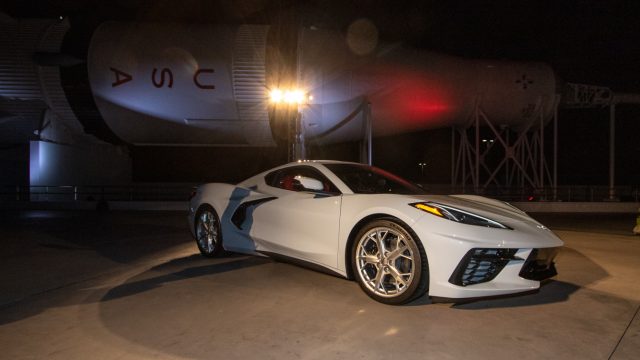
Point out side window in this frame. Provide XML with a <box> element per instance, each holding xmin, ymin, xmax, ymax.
<box><xmin>265</xmin><ymin>167</ymin><xmax>339</xmax><ymax>194</ymax></box>
<box><xmin>264</xmin><ymin>171</ymin><xmax>278</xmax><ymax>187</ymax></box>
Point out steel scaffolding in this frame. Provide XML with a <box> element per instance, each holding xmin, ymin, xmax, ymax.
<box><xmin>452</xmin><ymin>96</ymin><xmax>560</xmax><ymax>198</ymax></box>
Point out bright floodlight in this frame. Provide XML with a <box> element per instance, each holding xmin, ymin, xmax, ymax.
<box><xmin>270</xmin><ymin>89</ymin><xmax>283</xmax><ymax>103</ymax></box>
<box><xmin>269</xmin><ymin>88</ymin><xmax>308</xmax><ymax>104</ymax></box>
<box><xmin>285</xmin><ymin>90</ymin><xmax>304</xmax><ymax>104</ymax></box>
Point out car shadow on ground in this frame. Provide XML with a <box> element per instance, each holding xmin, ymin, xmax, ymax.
<box><xmin>101</xmin><ymin>254</ymin><xmax>270</xmax><ymax>302</ymax></box>
<box><xmin>0</xmin><ymin>253</ymin><xmax>268</xmax><ymax>325</ymax></box>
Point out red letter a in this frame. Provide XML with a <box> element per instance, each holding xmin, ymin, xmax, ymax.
<box><xmin>110</xmin><ymin>67</ymin><xmax>133</xmax><ymax>87</ymax></box>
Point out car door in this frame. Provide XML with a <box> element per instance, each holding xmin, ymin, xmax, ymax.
<box><xmin>249</xmin><ymin>166</ymin><xmax>342</xmax><ymax>269</ymax></box>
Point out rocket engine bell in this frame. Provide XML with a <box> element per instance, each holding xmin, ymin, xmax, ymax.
<box><xmin>87</xmin><ymin>22</ymin><xmax>559</xmax><ymax>146</ymax></box>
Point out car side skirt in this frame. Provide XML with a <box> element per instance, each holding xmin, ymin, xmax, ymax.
<box><xmin>257</xmin><ymin>251</ymin><xmax>347</xmax><ymax>279</ymax></box>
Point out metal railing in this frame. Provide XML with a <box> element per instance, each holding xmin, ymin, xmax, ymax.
<box><xmin>1</xmin><ymin>184</ymin><xmax>639</xmax><ymax>203</ymax></box>
<box><xmin>416</xmin><ymin>184</ymin><xmax>640</xmax><ymax>202</ymax></box>
<box><xmin>1</xmin><ymin>185</ymin><xmax>196</xmax><ymax>202</ymax></box>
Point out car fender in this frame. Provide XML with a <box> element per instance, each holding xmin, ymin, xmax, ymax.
<box><xmin>337</xmin><ymin>194</ymin><xmax>427</xmax><ymax>276</ymax></box>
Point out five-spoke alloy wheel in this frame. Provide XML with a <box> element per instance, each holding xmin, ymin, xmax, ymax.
<box><xmin>352</xmin><ymin>219</ymin><xmax>428</xmax><ymax>304</ymax></box>
<box><xmin>195</xmin><ymin>205</ymin><xmax>224</xmax><ymax>257</ymax></box>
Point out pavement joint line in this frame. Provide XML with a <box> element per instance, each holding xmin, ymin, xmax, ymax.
<box><xmin>608</xmin><ymin>302</ymin><xmax>640</xmax><ymax>360</ymax></box>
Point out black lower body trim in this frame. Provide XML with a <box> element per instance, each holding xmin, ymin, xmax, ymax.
<box><xmin>519</xmin><ymin>248</ymin><xmax>560</xmax><ymax>281</ymax></box>
<box><xmin>257</xmin><ymin>251</ymin><xmax>346</xmax><ymax>279</ymax></box>
<box><xmin>430</xmin><ymin>289</ymin><xmax>540</xmax><ymax>304</ymax></box>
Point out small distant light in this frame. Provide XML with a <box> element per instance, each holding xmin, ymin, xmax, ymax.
<box><xmin>59</xmin><ymin>16</ymin><xmax>64</xmax><ymax>20</ymax></box>
<box><xmin>527</xmin><ymin>196</ymin><xmax>534</xmax><ymax>201</ymax></box>
<box><xmin>482</xmin><ymin>139</ymin><xmax>487</xmax><ymax>143</ymax></box>
<box><xmin>308</xmin><ymin>95</ymin><xmax>314</xmax><ymax>101</ymax></box>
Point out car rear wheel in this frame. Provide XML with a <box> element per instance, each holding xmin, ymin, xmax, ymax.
<box><xmin>352</xmin><ymin>219</ymin><xmax>428</xmax><ymax>305</ymax></box>
<box><xmin>195</xmin><ymin>205</ymin><xmax>224</xmax><ymax>257</ymax></box>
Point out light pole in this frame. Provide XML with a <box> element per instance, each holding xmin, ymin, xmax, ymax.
<box><xmin>418</xmin><ymin>162</ymin><xmax>426</xmax><ymax>177</ymax></box>
<box><xmin>269</xmin><ymin>88</ymin><xmax>310</xmax><ymax>161</ymax></box>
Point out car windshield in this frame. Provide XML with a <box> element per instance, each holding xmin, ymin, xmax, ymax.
<box><xmin>325</xmin><ymin>163</ymin><xmax>425</xmax><ymax>195</ymax></box>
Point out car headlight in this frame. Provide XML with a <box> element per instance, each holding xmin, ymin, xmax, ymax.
<box><xmin>410</xmin><ymin>202</ymin><xmax>512</xmax><ymax>229</ymax></box>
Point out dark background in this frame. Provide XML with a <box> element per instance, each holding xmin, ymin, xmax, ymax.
<box><xmin>3</xmin><ymin>0</ymin><xmax>639</xmax><ymax>185</ymax></box>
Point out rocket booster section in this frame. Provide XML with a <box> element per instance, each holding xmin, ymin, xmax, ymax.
<box><xmin>89</xmin><ymin>22</ymin><xmax>274</xmax><ymax>146</ymax></box>
<box><xmin>88</xmin><ymin>22</ymin><xmax>558</xmax><ymax>146</ymax></box>
<box><xmin>297</xmin><ymin>27</ymin><xmax>557</xmax><ymax>143</ymax></box>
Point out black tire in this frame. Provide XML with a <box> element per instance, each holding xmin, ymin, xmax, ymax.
<box><xmin>351</xmin><ymin>219</ymin><xmax>429</xmax><ymax>305</ymax></box>
<box><xmin>194</xmin><ymin>205</ymin><xmax>224</xmax><ymax>257</ymax></box>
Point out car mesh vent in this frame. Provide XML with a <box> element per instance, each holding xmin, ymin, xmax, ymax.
<box><xmin>449</xmin><ymin>248</ymin><xmax>519</xmax><ymax>286</ymax></box>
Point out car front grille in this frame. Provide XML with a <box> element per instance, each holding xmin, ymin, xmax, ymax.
<box><xmin>449</xmin><ymin>248</ymin><xmax>519</xmax><ymax>286</ymax></box>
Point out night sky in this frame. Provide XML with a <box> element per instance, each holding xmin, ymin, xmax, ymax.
<box><xmin>3</xmin><ymin>0</ymin><xmax>639</xmax><ymax>185</ymax></box>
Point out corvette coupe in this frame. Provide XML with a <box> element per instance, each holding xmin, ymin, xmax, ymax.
<box><xmin>188</xmin><ymin>161</ymin><xmax>562</xmax><ymax>304</ymax></box>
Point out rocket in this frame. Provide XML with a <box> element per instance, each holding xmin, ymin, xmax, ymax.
<box><xmin>1</xmin><ymin>19</ymin><xmax>558</xmax><ymax>147</ymax></box>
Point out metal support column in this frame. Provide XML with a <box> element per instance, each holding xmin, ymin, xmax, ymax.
<box><xmin>290</xmin><ymin>110</ymin><xmax>306</xmax><ymax>161</ymax></box>
<box><xmin>474</xmin><ymin>108</ymin><xmax>480</xmax><ymax>193</ymax></box>
<box><xmin>608</xmin><ymin>103</ymin><xmax>616</xmax><ymax>200</ymax></box>
<box><xmin>553</xmin><ymin>102</ymin><xmax>558</xmax><ymax>201</ymax></box>
<box><xmin>359</xmin><ymin>102</ymin><xmax>373</xmax><ymax>165</ymax></box>
<box><xmin>451</xmin><ymin>127</ymin><xmax>455</xmax><ymax>191</ymax></box>
<box><xmin>539</xmin><ymin>108</ymin><xmax>545</xmax><ymax>190</ymax></box>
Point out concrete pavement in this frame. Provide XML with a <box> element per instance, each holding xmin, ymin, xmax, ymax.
<box><xmin>0</xmin><ymin>211</ymin><xmax>638</xmax><ymax>359</ymax></box>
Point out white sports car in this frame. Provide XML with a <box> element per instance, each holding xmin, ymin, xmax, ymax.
<box><xmin>188</xmin><ymin>161</ymin><xmax>562</xmax><ymax>304</ymax></box>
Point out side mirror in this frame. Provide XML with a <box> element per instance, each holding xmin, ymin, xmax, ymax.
<box><xmin>294</xmin><ymin>175</ymin><xmax>324</xmax><ymax>192</ymax></box>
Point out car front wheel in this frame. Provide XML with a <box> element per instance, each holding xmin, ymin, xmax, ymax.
<box><xmin>352</xmin><ymin>219</ymin><xmax>428</xmax><ymax>305</ymax></box>
<box><xmin>195</xmin><ymin>205</ymin><xmax>224</xmax><ymax>257</ymax></box>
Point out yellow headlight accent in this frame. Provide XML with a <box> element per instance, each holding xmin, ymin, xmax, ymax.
<box><xmin>414</xmin><ymin>203</ymin><xmax>443</xmax><ymax>217</ymax></box>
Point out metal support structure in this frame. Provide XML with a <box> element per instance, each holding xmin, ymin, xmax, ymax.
<box><xmin>608</xmin><ymin>103</ymin><xmax>616</xmax><ymax>200</ymax></box>
<box><xmin>286</xmin><ymin>112</ymin><xmax>294</xmax><ymax>162</ymax></box>
<box><xmin>450</xmin><ymin>86</ymin><xmax>640</xmax><ymax>198</ymax></box>
<box><xmin>452</xmin><ymin>97</ymin><xmax>559</xmax><ymax>195</ymax></box>
<box><xmin>605</xmin><ymin>93</ymin><xmax>640</xmax><ymax>201</ymax></box>
<box><xmin>474</xmin><ymin>108</ymin><xmax>480</xmax><ymax>193</ymax></box>
<box><xmin>294</xmin><ymin>110</ymin><xmax>306</xmax><ymax>161</ymax></box>
<box><xmin>553</xmin><ymin>103</ymin><xmax>558</xmax><ymax>201</ymax></box>
<box><xmin>359</xmin><ymin>102</ymin><xmax>373</xmax><ymax>165</ymax></box>
<box><xmin>287</xmin><ymin>109</ymin><xmax>307</xmax><ymax>162</ymax></box>
<box><xmin>289</xmin><ymin>25</ymin><xmax>306</xmax><ymax>162</ymax></box>
<box><xmin>295</xmin><ymin>99</ymin><xmax>372</xmax><ymax>164</ymax></box>
<box><xmin>451</xmin><ymin>127</ymin><xmax>455</xmax><ymax>189</ymax></box>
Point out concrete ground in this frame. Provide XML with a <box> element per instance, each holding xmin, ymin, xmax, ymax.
<box><xmin>0</xmin><ymin>210</ymin><xmax>638</xmax><ymax>359</ymax></box>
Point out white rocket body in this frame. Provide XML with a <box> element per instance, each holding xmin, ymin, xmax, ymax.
<box><xmin>87</xmin><ymin>22</ymin><xmax>558</xmax><ymax>146</ymax></box>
